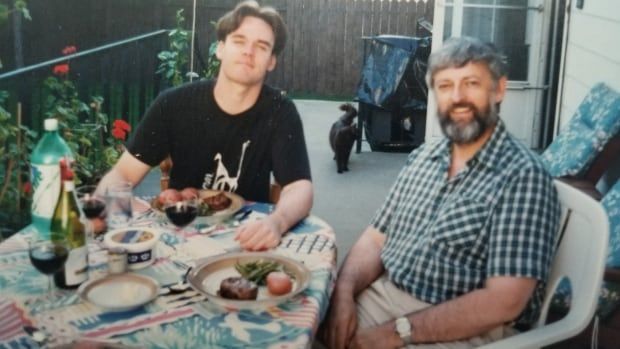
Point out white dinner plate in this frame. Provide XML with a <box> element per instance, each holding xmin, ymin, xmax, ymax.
<box><xmin>78</xmin><ymin>273</ymin><xmax>159</xmax><ymax>312</ymax></box>
<box><xmin>187</xmin><ymin>252</ymin><xmax>311</xmax><ymax>310</ymax></box>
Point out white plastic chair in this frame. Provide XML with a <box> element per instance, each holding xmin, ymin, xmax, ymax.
<box><xmin>479</xmin><ymin>179</ymin><xmax>609</xmax><ymax>349</ymax></box>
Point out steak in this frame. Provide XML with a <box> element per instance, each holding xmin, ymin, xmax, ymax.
<box><xmin>219</xmin><ymin>277</ymin><xmax>258</xmax><ymax>300</ymax></box>
<box><xmin>204</xmin><ymin>192</ymin><xmax>232</xmax><ymax>211</ymax></box>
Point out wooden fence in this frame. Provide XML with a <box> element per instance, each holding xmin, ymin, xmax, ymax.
<box><xmin>0</xmin><ymin>0</ymin><xmax>433</xmax><ymax>129</ymax></box>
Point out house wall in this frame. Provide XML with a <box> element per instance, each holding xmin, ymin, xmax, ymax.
<box><xmin>557</xmin><ymin>0</ymin><xmax>620</xmax><ymax>129</ymax></box>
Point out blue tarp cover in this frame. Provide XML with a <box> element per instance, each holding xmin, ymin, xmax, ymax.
<box><xmin>356</xmin><ymin>35</ymin><xmax>430</xmax><ymax>111</ymax></box>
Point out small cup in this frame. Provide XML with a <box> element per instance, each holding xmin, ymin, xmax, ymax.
<box><xmin>106</xmin><ymin>182</ymin><xmax>133</xmax><ymax>229</ymax></box>
<box><xmin>107</xmin><ymin>247</ymin><xmax>128</xmax><ymax>274</ymax></box>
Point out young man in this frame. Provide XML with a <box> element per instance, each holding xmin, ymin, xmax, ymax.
<box><xmin>97</xmin><ymin>1</ymin><xmax>312</xmax><ymax>251</ymax></box>
<box><xmin>320</xmin><ymin>37</ymin><xmax>561</xmax><ymax>349</ymax></box>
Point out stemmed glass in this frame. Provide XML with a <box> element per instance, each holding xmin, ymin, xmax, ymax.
<box><xmin>164</xmin><ymin>197</ymin><xmax>199</xmax><ymax>234</ymax></box>
<box><xmin>76</xmin><ymin>185</ymin><xmax>106</xmax><ymax>241</ymax></box>
<box><xmin>28</xmin><ymin>237</ymin><xmax>69</xmax><ymax>298</ymax></box>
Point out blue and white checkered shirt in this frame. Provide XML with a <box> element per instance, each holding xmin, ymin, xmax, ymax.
<box><xmin>371</xmin><ymin>120</ymin><xmax>561</xmax><ymax>327</ymax></box>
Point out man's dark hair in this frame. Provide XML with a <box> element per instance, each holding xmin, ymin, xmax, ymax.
<box><xmin>216</xmin><ymin>0</ymin><xmax>287</xmax><ymax>56</ymax></box>
<box><xmin>426</xmin><ymin>36</ymin><xmax>508</xmax><ymax>87</ymax></box>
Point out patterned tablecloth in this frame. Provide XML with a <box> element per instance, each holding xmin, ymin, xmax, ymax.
<box><xmin>0</xmin><ymin>201</ymin><xmax>337</xmax><ymax>349</ymax></box>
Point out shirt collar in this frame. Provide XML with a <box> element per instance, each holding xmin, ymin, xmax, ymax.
<box><xmin>427</xmin><ymin>119</ymin><xmax>509</xmax><ymax>172</ymax></box>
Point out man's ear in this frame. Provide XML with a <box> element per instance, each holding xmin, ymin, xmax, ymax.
<box><xmin>494</xmin><ymin>76</ymin><xmax>508</xmax><ymax>104</ymax></box>
<box><xmin>215</xmin><ymin>41</ymin><xmax>224</xmax><ymax>60</ymax></box>
<box><xmin>267</xmin><ymin>55</ymin><xmax>277</xmax><ymax>72</ymax></box>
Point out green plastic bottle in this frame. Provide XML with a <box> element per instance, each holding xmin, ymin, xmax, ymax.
<box><xmin>30</xmin><ymin>118</ymin><xmax>73</xmax><ymax>238</ymax></box>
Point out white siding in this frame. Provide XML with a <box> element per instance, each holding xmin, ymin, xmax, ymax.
<box><xmin>557</xmin><ymin>0</ymin><xmax>620</xmax><ymax>129</ymax></box>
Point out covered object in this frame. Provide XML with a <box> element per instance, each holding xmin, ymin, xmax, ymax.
<box><xmin>356</xmin><ymin>35</ymin><xmax>431</xmax><ymax>152</ymax></box>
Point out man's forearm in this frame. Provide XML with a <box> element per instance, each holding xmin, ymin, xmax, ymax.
<box><xmin>336</xmin><ymin>227</ymin><xmax>386</xmax><ymax>297</ymax></box>
<box><xmin>270</xmin><ymin>179</ymin><xmax>313</xmax><ymax>234</ymax></box>
<box><xmin>405</xmin><ymin>277</ymin><xmax>536</xmax><ymax>343</ymax></box>
<box><xmin>95</xmin><ymin>151</ymin><xmax>151</xmax><ymax>196</ymax></box>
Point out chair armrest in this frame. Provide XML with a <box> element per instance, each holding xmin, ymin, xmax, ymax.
<box><xmin>557</xmin><ymin>177</ymin><xmax>603</xmax><ymax>201</ymax></box>
<box><xmin>477</xmin><ymin>317</ymin><xmax>589</xmax><ymax>349</ymax></box>
<box><xmin>605</xmin><ymin>267</ymin><xmax>620</xmax><ymax>284</ymax></box>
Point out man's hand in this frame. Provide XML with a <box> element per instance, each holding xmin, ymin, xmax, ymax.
<box><xmin>349</xmin><ymin>322</ymin><xmax>402</xmax><ymax>349</ymax></box>
<box><xmin>320</xmin><ymin>289</ymin><xmax>358</xmax><ymax>349</ymax></box>
<box><xmin>234</xmin><ymin>215</ymin><xmax>283</xmax><ymax>251</ymax></box>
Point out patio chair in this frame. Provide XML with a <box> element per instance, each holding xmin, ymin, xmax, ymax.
<box><xmin>541</xmin><ymin>83</ymin><xmax>620</xmax><ymax>189</ymax></box>
<box><xmin>546</xmin><ymin>179</ymin><xmax>620</xmax><ymax>348</ymax></box>
<box><xmin>478</xmin><ymin>179</ymin><xmax>609</xmax><ymax>349</ymax></box>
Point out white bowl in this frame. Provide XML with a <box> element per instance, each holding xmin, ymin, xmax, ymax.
<box><xmin>103</xmin><ymin>227</ymin><xmax>161</xmax><ymax>270</ymax></box>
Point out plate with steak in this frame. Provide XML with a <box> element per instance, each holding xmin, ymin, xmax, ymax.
<box><xmin>187</xmin><ymin>252</ymin><xmax>311</xmax><ymax>309</ymax></box>
<box><xmin>151</xmin><ymin>189</ymin><xmax>244</xmax><ymax>225</ymax></box>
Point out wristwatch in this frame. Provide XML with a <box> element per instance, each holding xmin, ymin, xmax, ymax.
<box><xmin>395</xmin><ymin>317</ymin><xmax>413</xmax><ymax>345</ymax></box>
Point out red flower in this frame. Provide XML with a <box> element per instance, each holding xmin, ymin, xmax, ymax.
<box><xmin>22</xmin><ymin>182</ymin><xmax>32</xmax><ymax>195</ymax></box>
<box><xmin>62</xmin><ymin>46</ymin><xmax>77</xmax><ymax>55</ymax></box>
<box><xmin>53</xmin><ymin>64</ymin><xmax>69</xmax><ymax>76</ymax></box>
<box><xmin>112</xmin><ymin>119</ymin><xmax>132</xmax><ymax>141</ymax></box>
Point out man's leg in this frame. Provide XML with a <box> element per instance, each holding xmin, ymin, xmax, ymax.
<box><xmin>356</xmin><ymin>275</ymin><xmax>515</xmax><ymax>349</ymax></box>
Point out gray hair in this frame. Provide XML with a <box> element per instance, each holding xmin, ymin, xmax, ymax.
<box><xmin>426</xmin><ymin>36</ymin><xmax>507</xmax><ymax>87</ymax></box>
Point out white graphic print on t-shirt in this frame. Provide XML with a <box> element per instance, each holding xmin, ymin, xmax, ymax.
<box><xmin>210</xmin><ymin>140</ymin><xmax>251</xmax><ymax>192</ymax></box>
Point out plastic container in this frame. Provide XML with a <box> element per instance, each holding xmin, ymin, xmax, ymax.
<box><xmin>30</xmin><ymin>119</ymin><xmax>73</xmax><ymax>238</ymax></box>
<box><xmin>103</xmin><ymin>227</ymin><xmax>161</xmax><ymax>270</ymax></box>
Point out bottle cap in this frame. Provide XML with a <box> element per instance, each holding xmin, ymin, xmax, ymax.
<box><xmin>44</xmin><ymin>118</ymin><xmax>59</xmax><ymax>131</ymax></box>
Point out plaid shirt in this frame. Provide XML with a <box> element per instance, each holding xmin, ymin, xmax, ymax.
<box><xmin>371</xmin><ymin>120</ymin><xmax>561</xmax><ymax>327</ymax></box>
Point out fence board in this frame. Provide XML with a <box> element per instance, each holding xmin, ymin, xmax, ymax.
<box><xmin>1</xmin><ymin>0</ymin><xmax>434</xmax><ymax>126</ymax></box>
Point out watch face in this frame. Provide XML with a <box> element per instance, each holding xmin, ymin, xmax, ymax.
<box><xmin>396</xmin><ymin>317</ymin><xmax>411</xmax><ymax>335</ymax></box>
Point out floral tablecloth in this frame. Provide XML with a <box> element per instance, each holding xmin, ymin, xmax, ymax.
<box><xmin>0</xmin><ymin>201</ymin><xmax>337</xmax><ymax>349</ymax></box>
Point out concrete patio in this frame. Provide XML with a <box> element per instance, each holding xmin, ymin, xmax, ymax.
<box><xmin>135</xmin><ymin>99</ymin><xmax>410</xmax><ymax>266</ymax></box>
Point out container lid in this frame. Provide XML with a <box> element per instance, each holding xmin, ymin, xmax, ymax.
<box><xmin>44</xmin><ymin>118</ymin><xmax>58</xmax><ymax>131</ymax></box>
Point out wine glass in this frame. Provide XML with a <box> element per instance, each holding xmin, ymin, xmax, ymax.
<box><xmin>28</xmin><ymin>238</ymin><xmax>69</xmax><ymax>298</ymax></box>
<box><xmin>164</xmin><ymin>198</ymin><xmax>199</xmax><ymax>234</ymax></box>
<box><xmin>77</xmin><ymin>187</ymin><xmax>106</xmax><ymax>242</ymax></box>
<box><xmin>80</xmin><ymin>193</ymin><xmax>106</xmax><ymax>219</ymax></box>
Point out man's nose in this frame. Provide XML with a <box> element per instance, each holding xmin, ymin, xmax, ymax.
<box><xmin>242</xmin><ymin>43</ymin><xmax>255</xmax><ymax>56</ymax></box>
<box><xmin>450</xmin><ymin>85</ymin><xmax>465</xmax><ymax>103</ymax></box>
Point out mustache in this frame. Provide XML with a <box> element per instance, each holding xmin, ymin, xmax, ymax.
<box><xmin>447</xmin><ymin>102</ymin><xmax>477</xmax><ymax>114</ymax></box>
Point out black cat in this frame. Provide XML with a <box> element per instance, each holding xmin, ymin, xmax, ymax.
<box><xmin>329</xmin><ymin>103</ymin><xmax>358</xmax><ymax>174</ymax></box>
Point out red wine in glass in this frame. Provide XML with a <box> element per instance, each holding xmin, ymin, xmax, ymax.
<box><xmin>29</xmin><ymin>244</ymin><xmax>69</xmax><ymax>274</ymax></box>
<box><xmin>165</xmin><ymin>201</ymin><xmax>198</xmax><ymax>228</ymax></box>
<box><xmin>81</xmin><ymin>197</ymin><xmax>106</xmax><ymax>219</ymax></box>
<box><xmin>28</xmin><ymin>239</ymin><xmax>69</xmax><ymax>298</ymax></box>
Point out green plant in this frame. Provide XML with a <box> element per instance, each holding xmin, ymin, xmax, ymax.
<box><xmin>0</xmin><ymin>0</ymin><xmax>30</xmax><ymax>69</ymax></box>
<box><xmin>203</xmin><ymin>21</ymin><xmax>220</xmax><ymax>79</ymax></box>
<box><xmin>157</xmin><ymin>9</ymin><xmax>191</xmax><ymax>87</ymax></box>
<box><xmin>43</xmin><ymin>47</ymin><xmax>130</xmax><ymax>186</ymax></box>
<box><xmin>0</xmin><ymin>90</ymin><xmax>36</xmax><ymax>230</ymax></box>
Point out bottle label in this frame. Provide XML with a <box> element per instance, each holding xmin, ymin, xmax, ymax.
<box><xmin>31</xmin><ymin>164</ymin><xmax>61</xmax><ymax>219</ymax></box>
<box><xmin>64</xmin><ymin>245</ymin><xmax>88</xmax><ymax>286</ymax></box>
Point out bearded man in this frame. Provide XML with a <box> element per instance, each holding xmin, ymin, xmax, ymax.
<box><xmin>319</xmin><ymin>36</ymin><xmax>561</xmax><ymax>349</ymax></box>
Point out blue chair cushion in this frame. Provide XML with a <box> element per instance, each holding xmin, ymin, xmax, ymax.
<box><xmin>542</xmin><ymin>83</ymin><xmax>620</xmax><ymax>177</ymax></box>
<box><xmin>604</xmin><ymin>181</ymin><xmax>620</xmax><ymax>267</ymax></box>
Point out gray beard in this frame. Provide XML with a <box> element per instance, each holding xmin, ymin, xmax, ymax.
<box><xmin>438</xmin><ymin>102</ymin><xmax>499</xmax><ymax>144</ymax></box>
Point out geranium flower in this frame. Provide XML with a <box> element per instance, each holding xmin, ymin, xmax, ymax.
<box><xmin>53</xmin><ymin>64</ymin><xmax>69</xmax><ymax>76</ymax></box>
<box><xmin>112</xmin><ymin>119</ymin><xmax>132</xmax><ymax>141</ymax></box>
<box><xmin>62</xmin><ymin>46</ymin><xmax>77</xmax><ymax>55</ymax></box>
<box><xmin>22</xmin><ymin>182</ymin><xmax>32</xmax><ymax>195</ymax></box>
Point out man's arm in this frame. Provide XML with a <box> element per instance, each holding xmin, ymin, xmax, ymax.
<box><xmin>95</xmin><ymin>151</ymin><xmax>151</xmax><ymax>195</ymax></box>
<box><xmin>321</xmin><ymin>226</ymin><xmax>386</xmax><ymax>349</ymax></box>
<box><xmin>234</xmin><ymin>179</ymin><xmax>313</xmax><ymax>250</ymax></box>
<box><xmin>350</xmin><ymin>276</ymin><xmax>537</xmax><ymax>348</ymax></box>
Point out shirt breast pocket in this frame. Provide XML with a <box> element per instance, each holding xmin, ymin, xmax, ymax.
<box><xmin>430</xmin><ymin>196</ymin><xmax>490</xmax><ymax>249</ymax></box>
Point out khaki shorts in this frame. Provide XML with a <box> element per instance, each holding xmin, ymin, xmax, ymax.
<box><xmin>355</xmin><ymin>275</ymin><xmax>516</xmax><ymax>349</ymax></box>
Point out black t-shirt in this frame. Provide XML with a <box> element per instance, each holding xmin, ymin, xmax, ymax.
<box><xmin>126</xmin><ymin>80</ymin><xmax>311</xmax><ymax>202</ymax></box>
